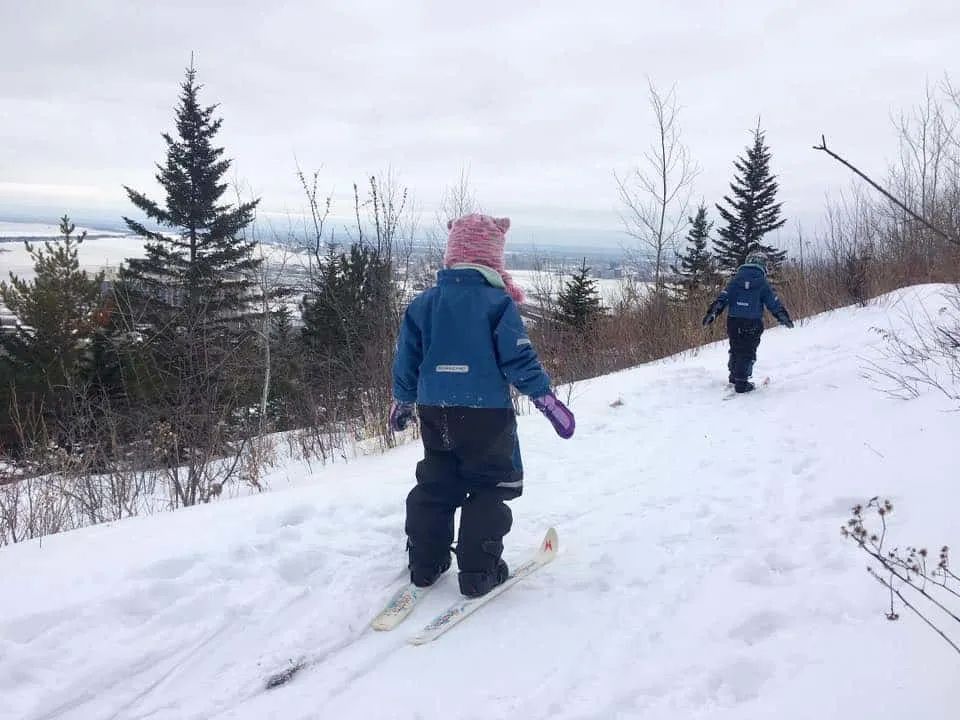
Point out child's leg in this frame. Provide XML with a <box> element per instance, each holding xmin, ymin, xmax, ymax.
<box><xmin>405</xmin><ymin>449</ymin><xmax>466</xmax><ymax>586</ymax></box>
<box><xmin>727</xmin><ymin>319</ymin><xmax>747</xmax><ymax>383</ymax></box>
<box><xmin>741</xmin><ymin>319</ymin><xmax>763</xmax><ymax>378</ymax></box>
<box><xmin>450</xmin><ymin>408</ymin><xmax>522</xmax><ymax>597</ymax></box>
<box><xmin>405</xmin><ymin>408</ymin><xmax>468</xmax><ymax>587</ymax></box>
<box><xmin>457</xmin><ymin>489</ymin><xmax>512</xmax><ymax>596</ymax></box>
<box><xmin>727</xmin><ymin>318</ymin><xmax>762</xmax><ymax>383</ymax></box>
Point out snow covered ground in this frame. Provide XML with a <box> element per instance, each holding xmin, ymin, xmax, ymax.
<box><xmin>0</xmin><ymin>233</ymin><xmax>146</xmax><ymax>281</ymax></box>
<box><xmin>1</xmin><ymin>286</ymin><xmax>957</xmax><ymax>720</ymax></box>
<box><xmin>0</xmin><ymin>221</ymin><xmax>126</xmax><ymax>239</ymax></box>
<box><xmin>0</xmin><ymin>230</ymin><xmax>300</xmax><ymax>282</ymax></box>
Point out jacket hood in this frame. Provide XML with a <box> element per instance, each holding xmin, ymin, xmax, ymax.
<box><xmin>736</xmin><ymin>263</ymin><xmax>767</xmax><ymax>279</ymax></box>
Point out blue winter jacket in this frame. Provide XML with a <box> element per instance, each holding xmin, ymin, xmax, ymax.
<box><xmin>715</xmin><ymin>264</ymin><xmax>787</xmax><ymax>320</ymax></box>
<box><xmin>393</xmin><ymin>268</ymin><xmax>552</xmax><ymax>408</ymax></box>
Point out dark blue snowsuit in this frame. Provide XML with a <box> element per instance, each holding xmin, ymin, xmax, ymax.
<box><xmin>705</xmin><ymin>264</ymin><xmax>792</xmax><ymax>383</ymax></box>
<box><xmin>393</xmin><ymin>267</ymin><xmax>552</xmax><ymax>595</ymax></box>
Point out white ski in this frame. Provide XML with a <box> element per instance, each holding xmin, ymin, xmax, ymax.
<box><xmin>371</xmin><ymin>581</ymin><xmax>436</xmax><ymax>631</ymax></box>
<box><xmin>409</xmin><ymin>527</ymin><xmax>558</xmax><ymax>646</ymax></box>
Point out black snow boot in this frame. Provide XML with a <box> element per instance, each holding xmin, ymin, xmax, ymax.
<box><xmin>409</xmin><ymin>549</ymin><xmax>451</xmax><ymax>588</ymax></box>
<box><xmin>734</xmin><ymin>381</ymin><xmax>756</xmax><ymax>394</ymax></box>
<box><xmin>459</xmin><ymin>558</ymin><xmax>509</xmax><ymax>598</ymax></box>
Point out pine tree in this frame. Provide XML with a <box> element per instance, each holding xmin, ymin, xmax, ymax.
<box><xmin>557</xmin><ymin>259</ymin><xmax>602</xmax><ymax>330</ymax></box>
<box><xmin>671</xmin><ymin>204</ymin><xmax>718</xmax><ymax>302</ymax></box>
<box><xmin>1</xmin><ymin>216</ymin><xmax>105</xmax><ymax>388</ymax></box>
<box><xmin>714</xmin><ymin>126</ymin><xmax>787</xmax><ymax>273</ymax></box>
<box><xmin>0</xmin><ymin>216</ymin><xmax>106</xmax><ymax>446</ymax></box>
<box><xmin>118</xmin><ymin>63</ymin><xmax>260</xmax><ymax>335</ymax></box>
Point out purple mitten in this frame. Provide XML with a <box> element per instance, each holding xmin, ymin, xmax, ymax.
<box><xmin>532</xmin><ymin>393</ymin><xmax>575</xmax><ymax>439</ymax></box>
<box><xmin>389</xmin><ymin>401</ymin><xmax>415</xmax><ymax>432</ymax></box>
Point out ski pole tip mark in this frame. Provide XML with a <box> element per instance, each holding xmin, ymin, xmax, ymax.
<box><xmin>264</xmin><ymin>658</ymin><xmax>306</xmax><ymax>690</ymax></box>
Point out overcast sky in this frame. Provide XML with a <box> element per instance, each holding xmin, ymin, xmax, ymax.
<box><xmin>2</xmin><ymin>0</ymin><xmax>959</xmax><ymax>247</ymax></box>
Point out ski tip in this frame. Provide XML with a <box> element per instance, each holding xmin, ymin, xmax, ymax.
<box><xmin>540</xmin><ymin>527</ymin><xmax>558</xmax><ymax>558</ymax></box>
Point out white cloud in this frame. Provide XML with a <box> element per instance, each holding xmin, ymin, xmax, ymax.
<box><xmin>1</xmin><ymin>0</ymin><xmax>958</xmax><ymax>243</ymax></box>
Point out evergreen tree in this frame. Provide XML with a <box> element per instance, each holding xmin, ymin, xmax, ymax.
<box><xmin>671</xmin><ymin>204</ymin><xmax>718</xmax><ymax>302</ymax></box>
<box><xmin>557</xmin><ymin>259</ymin><xmax>602</xmax><ymax>330</ymax></box>
<box><xmin>0</xmin><ymin>216</ymin><xmax>106</xmax><ymax>446</ymax></box>
<box><xmin>301</xmin><ymin>244</ymin><xmax>392</xmax><ymax>403</ymax></box>
<box><xmin>714</xmin><ymin>126</ymin><xmax>787</xmax><ymax>273</ymax></box>
<box><xmin>112</xmin><ymin>64</ymin><xmax>263</xmax><ymax>503</ymax></box>
<box><xmin>118</xmin><ymin>63</ymin><xmax>260</xmax><ymax>335</ymax></box>
<box><xmin>265</xmin><ymin>305</ymin><xmax>300</xmax><ymax>428</ymax></box>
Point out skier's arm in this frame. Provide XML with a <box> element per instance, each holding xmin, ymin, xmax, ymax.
<box><xmin>761</xmin><ymin>281</ymin><xmax>793</xmax><ymax>327</ymax></box>
<box><xmin>494</xmin><ymin>299</ymin><xmax>552</xmax><ymax>398</ymax></box>
<box><xmin>703</xmin><ymin>281</ymin><xmax>733</xmax><ymax>325</ymax></box>
<box><xmin>392</xmin><ymin>305</ymin><xmax>422</xmax><ymax>403</ymax></box>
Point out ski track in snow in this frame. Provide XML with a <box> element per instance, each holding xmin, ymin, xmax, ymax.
<box><xmin>1</xmin><ymin>285</ymin><xmax>958</xmax><ymax>719</ymax></box>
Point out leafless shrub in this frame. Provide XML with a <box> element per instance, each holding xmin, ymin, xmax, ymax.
<box><xmin>842</xmin><ymin>498</ymin><xmax>959</xmax><ymax>656</ymax></box>
<box><xmin>864</xmin><ymin>286</ymin><xmax>960</xmax><ymax>403</ymax></box>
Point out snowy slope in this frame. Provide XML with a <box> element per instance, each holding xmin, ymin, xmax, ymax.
<box><xmin>1</xmin><ymin>286</ymin><xmax>958</xmax><ymax>720</ymax></box>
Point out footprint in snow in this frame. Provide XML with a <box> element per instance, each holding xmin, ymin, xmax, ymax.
<box><xmin>727</xmin><ymin>611</ymin><xmax>789</xmax><ymax>645</ymax></box>
<box><xmin>790</xmin><ymin>456</ymin><xmax>815</xmax><ymax>476</ymax></box>
<box><xmin>253</xmin><ymin>504</ymin><xmax>318</xmax><ymax>535</ymax></box>
<box><xmin>132</xmin><ymin>554</ymin><xmax>201</xmax><ymax>581</ymax></box>
<box><xmin>273</xmin><ymin>548</ymin><xmax>327</xmax><ymax>585</ymax></box>
<box><xmin>734</xmin><ymin>552</ymin><xmax>801</xmax><ymax>587</ymax></box>
<box><xmin>0</xmin><ymin>609</ymin><xmax>71</xmax><ymax>644</ymax></box>
<box><xmin>699</xmin><ymin>657</ymin><xmax>772</xmax><ymax>705</ymax></box>
<box><xmin>801</xmin><ymin>496</ymin><xmax>867</xmax><ymax>521</ymax></box>
<box><xmin>275</xmin><ymin>504</ymin><xmax>319</xmax><ymax>529</ymax></box>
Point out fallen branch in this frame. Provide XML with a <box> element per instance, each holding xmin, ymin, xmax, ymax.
<box><xmin>814</xmin><ymin>134</ymin><xmax>960</xmax><ymax>247</ymax></box>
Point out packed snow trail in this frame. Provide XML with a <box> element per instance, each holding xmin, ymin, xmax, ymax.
<box><xmin>1</xmin><ymin>286</ymin><xmax>957</xmax><ymax>720</ymax></box>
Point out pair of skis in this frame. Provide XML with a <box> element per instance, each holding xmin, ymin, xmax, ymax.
<box><xmin>373</xmin><ymin>527</ymin><xmax>558</xmax><ymax>644</ymax></box>
<box><xmin>263</xmin><ymin>528</ymin><xmax>557</xmax><ymax>690</ymax></box>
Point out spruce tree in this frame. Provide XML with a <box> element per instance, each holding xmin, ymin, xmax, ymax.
<box><xmin>113</xmin><ymin>64</ymin><xmax>262</xmax><ymax>503</ymax></box>
<box><xmin>557</xmin><ymin>259</ymin><xmax>602</xmax><ymax>330</ymax></box>
<box><xmin>118</xmin><ymin>63</ymin><xmax>260</xmax><ymax>335</ymax></box>
<box><xmin>671</xmin><ymin>204</ymin><xmax>717</xmax><ymax>302</ymax></box>
<box><xmin>714</xmin><ymin>126</ymin><xmax>787</xmax><ymax>273</ymax></box>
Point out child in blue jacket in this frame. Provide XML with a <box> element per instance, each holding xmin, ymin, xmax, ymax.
<box><xmin>390</xmin><ymin>214</ymin><xmax>575</xmax><ymax>597</ymax></box>
<box><xmin>702</xmin><ymin>252</ymin><xmax>794</xmax><ymax>393</ymax></box>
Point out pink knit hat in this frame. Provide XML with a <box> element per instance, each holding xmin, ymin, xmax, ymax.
<box><xmin>444</xmin><ymin>213</ymin><xmax>526</xmax><ymax>304</ymax></box>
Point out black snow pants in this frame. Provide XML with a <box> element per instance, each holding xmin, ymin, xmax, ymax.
<box><xmin>405</xmin><ymin>405</ymin><xmax>522</xmax><ymax>596</ymax></box>
<box><xmin>727</xmin><ymin>317</ymin><xmax>764</xmax><ymax>383</ymax></box>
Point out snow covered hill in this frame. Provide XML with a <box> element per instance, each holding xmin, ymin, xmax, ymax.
<box><xmin>1</xmin><ymin>286</ymin><xmax>957</xmax><ymax>720</ymax></box>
